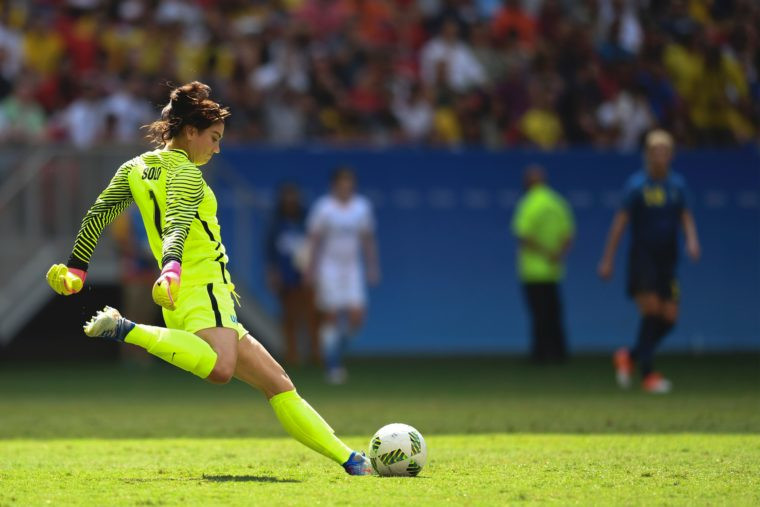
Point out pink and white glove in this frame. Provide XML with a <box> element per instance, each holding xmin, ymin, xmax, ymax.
<box><xmin>152</xmin><ymin>260</ymin><xmax>181</xmax><ymax>311</ymax></box>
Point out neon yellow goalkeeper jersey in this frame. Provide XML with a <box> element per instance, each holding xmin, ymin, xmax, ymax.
<box><xmin>67</xmin><ymin>148</ymin><xmax>231</xmax><ymax>287</ymax></box>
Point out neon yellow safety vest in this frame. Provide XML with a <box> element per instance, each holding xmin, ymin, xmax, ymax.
<box><xmin>511</xmin><ymin>184</ymin><xmax>575</xmax><ymax>283</ymax></box>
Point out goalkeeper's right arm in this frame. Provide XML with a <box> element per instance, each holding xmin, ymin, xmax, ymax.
<box><xmin>47</xmin><ymin>163</ymin><xmax>134</xmax><ymax>295</ymax></box>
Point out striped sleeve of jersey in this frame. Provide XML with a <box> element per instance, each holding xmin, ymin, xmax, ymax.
<box><xmin>162</xmin><ymin>165</ymin><xmax>204</xmax><ymax>267</ymax></box>
<box><xmin>67</xmin><ymin>163</ymin><xmax>134</xmax><ymax>270</ymax></box>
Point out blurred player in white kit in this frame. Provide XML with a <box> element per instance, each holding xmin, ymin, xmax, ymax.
<box><xmin>306</xmin><ymin>168</ymin><xmax>380</xmax><ymax>384</ymax></box>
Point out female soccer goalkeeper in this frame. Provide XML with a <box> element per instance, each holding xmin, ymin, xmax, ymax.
<box><xmin>45</xmin><ymin>81</ymin><xmax>373</xmax><ymax>476</ymax></box>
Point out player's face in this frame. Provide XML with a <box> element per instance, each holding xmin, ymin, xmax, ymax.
<box><xmin>646</xmin><ymin>144</ymin><xmax>672</xmax><ymax>178</ymax></box>
<box><xmin>190</xmin><ymin>122</ymin><xmax>224</xmax><ymax>166</ymax></box>
<box><xmin>333</xmin><ymin>176</ymin><xmax>355</xmax><ymax>201</ymax></box>
<box><xmin>281</xmin><ymin>187</ymin><xmax>301</xmax><ymax>216</ymax></box>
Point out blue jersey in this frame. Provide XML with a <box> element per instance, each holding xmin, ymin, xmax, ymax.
<box><xmin>266</xmin><ymin>217</ymin><xmax>307</xmax><ymax>288</ymax></box>
<box><xmin>622</xmin><ymin>170</ymin><xmax>690</xmax><ymax>250</ymax></box>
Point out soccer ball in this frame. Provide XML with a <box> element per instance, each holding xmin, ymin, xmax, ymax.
<box><xmin>368</xmin><ymin>423</ymin><xmax>427</xmax><ymax>477</ymax></box>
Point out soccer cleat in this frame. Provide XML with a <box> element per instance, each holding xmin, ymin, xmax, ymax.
<box><xmin>642</xmin><ymin>372</ymin><xmax>672</xmax><ymax>394</ymax></box>
<box><xmin>343</xmin><ymin>451</ymin><xmax>375</xmax><ymax>476</ymax></box>
<box><xmin>613</xmin><ymin>348</ymin><xmax>633</xmax><ymax>389</ymax></box>
<box><xmin>83</xmin><ymin>306</ymin><xmax>135</xmax><ymax>342</ymax></box>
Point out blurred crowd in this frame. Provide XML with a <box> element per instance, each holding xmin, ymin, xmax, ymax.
<box><xmin>0</xmin><ymin>0</ymin><xmax>758</xmax><ymax>150</ymax></box>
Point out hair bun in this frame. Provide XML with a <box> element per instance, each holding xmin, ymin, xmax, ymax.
<box><xmin>168</xmin><ymin>81</ymin><xmax>211</xmax><ymax>114</ymax></box>
<box><xmin>147</xmin><ymin>80</ymin><xmax>229</xmax><ymax>146</ymax></box>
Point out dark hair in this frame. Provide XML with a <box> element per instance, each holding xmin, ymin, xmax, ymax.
<box><xmin>331</xmin><ymin>166</ymin><xmax>355</xmax><ymax>185</ymax></box>
<box><xmin>145</xmin><ymin>81</ymin><xmax>230</xmax><ymax>146</ymax></box>
<box><xmin>275</xmin><ymin>183</ymin><xmax>305</xmax><ymax>220</ymax></box>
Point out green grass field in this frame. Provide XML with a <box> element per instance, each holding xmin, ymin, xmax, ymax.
<box><xmin>1</xmin><ymin>355</ymin><xmax>759</xmax><ymax>505</ymax></box>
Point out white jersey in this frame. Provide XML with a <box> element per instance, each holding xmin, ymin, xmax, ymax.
<box><xmin>307</xmin><ymin>194</ymin><xmax>375</xmax><ymax>310</ymax></box>
<box><xmin>307</xmin><ymin>194</ymin><xmax>374</xmax><ymax>268</ymax></box>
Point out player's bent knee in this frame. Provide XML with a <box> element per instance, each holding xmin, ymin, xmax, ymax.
<box><xmin>208</xmin><ymin>359</ymin><xmax>236</xmax><ymax>384</ymax></box>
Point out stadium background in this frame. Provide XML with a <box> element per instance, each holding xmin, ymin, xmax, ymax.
<box><xmin>0</xmin><ymin>0</ymin><xmax>758</xmax><ymax>357</ymax></box>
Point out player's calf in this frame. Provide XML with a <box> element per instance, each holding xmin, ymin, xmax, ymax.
<box><xmin>84</xmin><ymin>306</ymin><xmax>220</xmax><ymax>380</ymax></box>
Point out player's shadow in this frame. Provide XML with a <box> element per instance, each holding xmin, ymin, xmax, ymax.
<box><xmin>202</xmin><ymin>474</ymin><xmax>300</xmax><ymax>483</ymax></box>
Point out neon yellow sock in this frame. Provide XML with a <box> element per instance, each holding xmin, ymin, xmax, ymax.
<box><xmin>125</xmin><ymin>324</ymin><xmax>217</xmax><ymax>379</ymax></box>
<box><xmin>269</xmin><ymin>389</ymin><xmax>353</xmax><ymax>464</ymax></box>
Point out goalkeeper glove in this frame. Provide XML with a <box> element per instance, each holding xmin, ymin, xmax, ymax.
<box><xmin>46</xmin><ymin>264</ymin><xmax>87</xmax><ymax>295</ymax></box>
<box><xmin>152</xmin><ymin>260</ymin><xmax>181</xmax><ymax>311</ymax></box>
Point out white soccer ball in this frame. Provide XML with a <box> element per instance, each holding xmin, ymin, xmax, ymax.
<box><xmin>368</xmin><ymin>423</ymin><xmax>427</xmax><ymax>477</ymax></box>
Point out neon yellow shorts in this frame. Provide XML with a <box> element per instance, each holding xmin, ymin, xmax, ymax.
<box><xmin>162</xmin><ymin>283</ymin><xmax>248</xmax><ymax>339</ymax></box>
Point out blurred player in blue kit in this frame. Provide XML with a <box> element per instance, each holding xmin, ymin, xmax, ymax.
<box><xmin>598</xmin><ymin>130</ymin><xmax>701</xmax><ymax>393</ymax></box>
<box><xmin>266</xmin><ymin>184</ymin><xmax>320</xmax><ymax>366</ymax></box>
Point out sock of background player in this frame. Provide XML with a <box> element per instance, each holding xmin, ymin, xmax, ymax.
<box><xmin>339</xmin><ymin>320</ymin><xmax>363</xmax><ymax>363</ymax></box>
<box><xmin>653</xmin><ymin>318</ymin><xmax>675</xmax><ymax>347</ymax></box>
<box><xmin>630</xmin><ymin>315</ymin><xmax>660</xmax><ymax>378</ymax></box>
<box><xmin>320</xmin><ymin>322</ymin><xmax>342</xmax><ymax>372</ymax></box>
<box><xmin>125</xmin><ymin>324</ymin><xmax>218</xmax><ymax>379</ymax></box>
<box><xmin>269</xmin><ymin>389</ymin><xmax>353</xmax><ymax>464</ymax></box>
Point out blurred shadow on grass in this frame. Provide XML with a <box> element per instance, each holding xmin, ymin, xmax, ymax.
<box><xmin>202</xmin><ymin>474</ymin><xmax>300</xmax><ymax>483</ymax></box>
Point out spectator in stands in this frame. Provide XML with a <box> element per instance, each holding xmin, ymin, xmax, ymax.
<box><xmin>250</xmin><ymin>28</ymin><xmax>310</xmax><ymax>95</ymax></box>
<box><xmin>0</xmin><ymin>75</ymin><xmax>46</xmax><ymax>143</ymax></box>
<box><xmin>267</xmin><ymin>184</ymin><xmax>320</xmax><ymax>366</ymax></box>
<box><xmin>595</xmin><ymin>0</ymin><xmax>643</xmax><ymax>59</ymax></box>
<box><xmin>596</xmin><ymin>84</ymin><xmax>655</xmax><ymax>151</ymax></box>
<box><xmin>0</xmin><ymin>10</ymin><xmax>22</xmax><ymax>89</ymax></box>
<box><xmin>469</xmin><ymin>21</ymin><xmax>510</xmax><ymax>86</ymax></box>
<box><xmin>517</xmin><ymin>82</ymin><xmax>564</xmax><ymax>150</ymax></box>
<box><xmin>21</xmin><ymin>17</ymin><xmax>63</xmax><ymax>77</ymax></box>
<box><xmin>393</xmin><ymin>82</ymin><xmax>434</xmax><ymax>144</ymax></box>
<box><xmin>636</xmin><ymin>54</ymin><xmax>679</xmax><ymax>129</ymax></box>
<box><xmin>102</xmin><ymin>74</ymin><xmax>153</xmax><ymax>144</ymax></box>
<box><xmin>262</xmin><ymin>87</ymin><xmax>311</xmax><ymax>146</ymax></box>
<box><xmin>420</xmin><ymin>18</ymin><xmax>487</xmax><ymax>93</ymax></box>
<box><xmin>295</xmin><ymin>0</ymin><xmax>353</xmax><ymax>44</ymax></box>
<box><xmin>687</xmin><ymin>45</ymin><xmax>755</xmax><ymax>145</ymax></box>
<box><xmin>0</xmin><ymin>0</ymin><xmax>756</xmax><ymax>149</ymax></box>
<box><xmin>57</xmin><ymin>78</ymin><xmax>106</xmax><ymax>149</ymax></box>
<box><xmin>491</xmin><ymin>0</ymin><xmax>537</xmax><ymax>50</ymax></box>
<box><xmin>59</xmin><ymin>11</ymin><xmax>101</xmax><ymax>75</ymax></box>
<box><xmin>512</xmin><ymin>165</ymin><xmax>575</xmax><ymax>363</ymax></box>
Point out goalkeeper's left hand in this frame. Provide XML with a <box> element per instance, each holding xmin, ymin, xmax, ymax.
<box><xmin>152</xmin><ymin>260</ymin><xmax>181</xmax><ymax>311</ymax></box>
<box><xmin>46</xmin><ymin>264</ymin><xmax>87</xmax><ymax>295</ymax></box>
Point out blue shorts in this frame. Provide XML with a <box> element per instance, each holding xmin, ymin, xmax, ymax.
<box><xmin>626</xmin><ymin>246</ymin><xmax>679</xmax><ymax>301</ymax></box>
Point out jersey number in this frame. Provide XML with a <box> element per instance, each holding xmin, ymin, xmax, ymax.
<box><xmin>149</xmin><ymin>190</ymin><xmax>162</xmax><ymax>237</ymax></box>
<box><xmin>142</xmin><ymin>166</ymin><xmax>162</xmax><ymax>180</ymax></box>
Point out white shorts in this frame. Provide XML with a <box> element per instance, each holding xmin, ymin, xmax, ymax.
<box><xmin>316</xmin><ymin>262</ymin><xmax>366</xmax><ymax>311</ymax></box>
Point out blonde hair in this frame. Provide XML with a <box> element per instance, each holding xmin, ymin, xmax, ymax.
<box><xmin>645</xmin><ymin>129</ymin><xmax>674</xmax><ymax>149</ymax></box>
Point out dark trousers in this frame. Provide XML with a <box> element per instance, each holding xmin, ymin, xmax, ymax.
<box><xmin>522</xmin><ymin>282</ymin><xmax>567</xmax><ymax>362</ymax></box>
